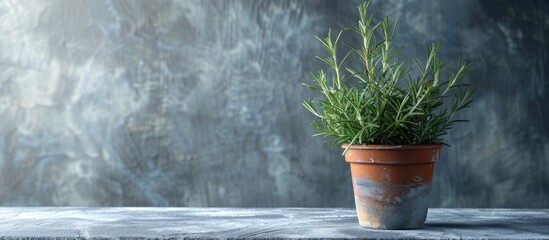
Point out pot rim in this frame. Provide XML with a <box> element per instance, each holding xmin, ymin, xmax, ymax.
<box><xmin>341</xmin><ymin>144</ymin><xmax>443</xmax><ymax>150</ymax></box>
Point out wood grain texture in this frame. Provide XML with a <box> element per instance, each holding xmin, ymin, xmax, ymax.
<box><xmin>0</xmin><ymin>0</ymin><xmax>547</xmax><ymax>208</ymax></box>
<box><xmin>0</xmin><ymin>208</ymin><xmax>547</xmax><ymax>239</ymax></box>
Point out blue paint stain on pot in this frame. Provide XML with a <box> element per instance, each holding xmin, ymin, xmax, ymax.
<box><xmin>353</xmin><ymin>177</ymin><xmax>432</xmax><ymax>229</ymax></box>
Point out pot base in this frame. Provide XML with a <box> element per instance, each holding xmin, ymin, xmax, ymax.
<box><xmin>353</xmin><ymin>181</ymin><xmax>431</xmax><ymax>229</ymax></box>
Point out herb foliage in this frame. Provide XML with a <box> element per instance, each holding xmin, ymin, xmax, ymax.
<box><xmin>302</xmin><ymin>1</ymin><xmax>474</xmax><ymax>154</ymax></box>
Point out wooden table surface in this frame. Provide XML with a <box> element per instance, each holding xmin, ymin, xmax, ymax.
<box><xmin>0</xmin><ymin>208</ymin><xmax>547</xmax><ymax>239</ymax></box>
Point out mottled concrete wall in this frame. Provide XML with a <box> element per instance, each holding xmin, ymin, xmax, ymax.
<box><xmin>0</xmin><ymin>0</ymin><xmax>547</xmax><ymax>207</ymax></box>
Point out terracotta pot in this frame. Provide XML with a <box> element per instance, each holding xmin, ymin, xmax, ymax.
<box><xmin>342</xmin><ymin>144</ymin><xmax>442</xmax><ymax>229</ymax></box>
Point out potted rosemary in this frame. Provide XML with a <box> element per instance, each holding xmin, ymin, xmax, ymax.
<box><xmin>303</xmin><ymin>1</ymin><xmax>473</xmax><ymax>229</ymax></box>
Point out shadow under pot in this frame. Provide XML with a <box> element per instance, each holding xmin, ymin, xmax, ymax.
<box><xmin>342</xmin><ymin>144</ymin><xmax>442</xmax><ymax>230</ymax></box>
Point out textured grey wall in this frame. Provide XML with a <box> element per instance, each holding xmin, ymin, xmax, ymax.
<box><xmin>0</xmin><ymin>0</ymin><xmax>547</xmax><ymax>207</ymax></box>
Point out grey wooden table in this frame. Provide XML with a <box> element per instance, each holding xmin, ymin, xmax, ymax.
<box><xmin>0</xmin><ymin>208</ymin><xmax>547</xmax><ymax>239</ymax></box>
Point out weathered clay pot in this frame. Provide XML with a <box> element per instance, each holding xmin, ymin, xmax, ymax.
<box><xmin>342</xmin><ymin>144</ymin><xmax>442</xmax><ymax>229</ymax></box>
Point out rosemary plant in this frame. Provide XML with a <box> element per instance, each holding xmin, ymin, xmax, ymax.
<box><xmin>303</xmin><ymin>1</ymin><xmax>474</xmax><ymax>154</ymax></box>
